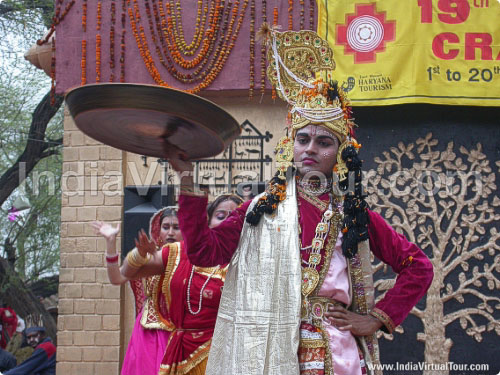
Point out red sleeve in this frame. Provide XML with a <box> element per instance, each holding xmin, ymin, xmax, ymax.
<box><xmin>178</xmin><ymin>194</ymin><xmax>251</xmax><ymax>267</ymax></box>
<box><xmin>368</xmin><ymin>211</ymin><xmax>434</xmax><ymax>333</ymax></box>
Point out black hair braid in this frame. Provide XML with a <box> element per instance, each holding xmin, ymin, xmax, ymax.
<box><xmin>246</xmin><ymin>171</ymin><xmax>289</xmax><ymax>226</ymax></box>
<box><xmin>339</xmin><ymin>145</ymin><xmax>370</xmax><ymax>258</ymax></box>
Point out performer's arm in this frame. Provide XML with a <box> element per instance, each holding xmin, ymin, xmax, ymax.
<box><xmin>168</xmin><ymin>152</ymin><xmax>250</xmax><ymax>267</ymax></box>
<box><xmin>179</xmin><ymin>193</ymin><xmax>250</xmax><ymax>267</ymax></box>
<box><xmin>368</xmin><ymin>211</ymin><xmax>434</xmax><ymax>333</ymax></box>
<box><xmin>92</xmin><ymin>222</ymin><xmax>164</xmax><ymax>282</ymax></box>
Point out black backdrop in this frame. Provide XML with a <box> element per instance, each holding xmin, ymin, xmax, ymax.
<box><xmin>354</xmin><ymin>104</ymin><xmax>500</xmax><ymax>375</ymax></box>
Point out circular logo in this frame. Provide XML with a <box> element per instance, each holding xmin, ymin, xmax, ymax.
<box><xmin>346</xmin><ymin>16</ymin><xmax>384</xmax><ymax>52</ymax></box>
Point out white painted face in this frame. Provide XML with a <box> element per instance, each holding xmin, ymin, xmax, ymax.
<box><xmin>293</xmin><ymin>124</ymin><xmax>340</xmax><ymax>178</ymax></box>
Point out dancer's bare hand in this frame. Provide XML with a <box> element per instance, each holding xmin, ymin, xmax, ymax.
<box><xmin>134</xmin><ymin>229</ymin><xmax>157</xmax><ymax>258</ymax></box>
<box><xmin>325</xmin><ymin>306</ymin><xmax>382</xmax><ymax>336</ymax></box>
<box><xmin>91</xmin><ymin>221</ymin><xmax>120</xmax><ymax>241</ymax></box>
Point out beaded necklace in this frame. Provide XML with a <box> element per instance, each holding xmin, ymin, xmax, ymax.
<box><xmin>187</xmin><ymin>265</ymin><xmax>219</xmax><ymax>315</ymax></box>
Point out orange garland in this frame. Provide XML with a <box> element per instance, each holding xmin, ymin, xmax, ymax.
<box><xmin>96</xmin><ymin>34</ymin><xmax>101</xmax><ymax>82</ymax></box>
<box><xmin>271</xmin><ymin>6</ymin><xmax>279</xmax><ymax>100</ymax></box>
<box><xmin>50</xmin><ymin>38</ymin><xmax>56</xmax><ymax>105</ymax></box>
<box><xmin>82</xmin><ymin>0</ymin><xmax>87</xmax><ymax>31</ymax></box>
<box><xmin>81</xmin><ymin>40</ymin><xmax>87</xmax><ymax>85</ymax></box>
<box><xmin>128</xmin><ymin>0</ymin><xmax>248</xmax><ymax>93</ymax></box>
<box><xmin>288</xmin><ymin>0</ymin><xmax>293</xmax><ymax>30</ymax></box>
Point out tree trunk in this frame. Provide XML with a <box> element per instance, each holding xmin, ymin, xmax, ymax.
<box><xmin>0</xmin><ymin>90</ymin><xmax>63</xmax><ymax>207</ymax></box>
<box><xmin>0</xmin><ymin>257</ymin><xmax>57</xmax><ymax>344</ymax></box>
<box><xmin>420</xmin><ymin>267</ymin><xmax>453</xmax><ymax>375</ymax></box>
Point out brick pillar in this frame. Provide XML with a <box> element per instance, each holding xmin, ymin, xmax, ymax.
<box><xmin>56</xmin><ymin>108</ymin><xmax>123</xmax><ymax>374</ymax></box>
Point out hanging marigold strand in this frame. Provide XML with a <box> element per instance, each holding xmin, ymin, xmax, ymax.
<box><xmin>97</xmin><ymin>1</ymin><xmax>102</xmax><ymax>31</ymax></box>
<box><xmin>260</xmin><ymin>0</ymin><xmax>267</xmax><ymax>96</ymax></box>
<box><xmin>299</xmin><ymin>0</ymin><xmax>305</xmax><ymax>30</ymax></box>
<box><xmin>37</xmin><ymin>0</ymin><xmax>75</xmax><ymax>45</ymax></box>
<box><xmin>248</xmin><ymin>0</ymin><xmax>255</xmax><ymax>99</ymax></box>
<box><xmin>110</xmin><ymin>1</ymin><xmax>116</xmax><ymax>81</ymax></box>
<box><xmin>271</xmin><ymin>6</ymin><xmax>278</xmax><ymax>100</ymax></box>
<box><xmin>81</xmin><ymin>40</ymin><xmax>87</xmax><ymax>85</ymax></box>
<box><xmin>120</xmin><ymin>0</ymin><xmax>127</xmax><ymax>82</ymax></box>
<box><xmin>309</xmin><ymin>0</ymin><xmax>315</xmax><ymax>29</ymax></box>
<box><xmin>50</xmin><ymin>38</ymin><xmax>56</xmax><ymax>105</ymax></box>
<box><xmin>82</xmin><ymin>0</ymin><xmax>87</xmax><ymax>31</ymax></box>
<box><xmin>288</xmin><ymin>0</ymin><xmax>293</xmax><ymax>30</ymax></box>
<box><xmin>96</xmin><ymin>34</ymin><xmax>101</xmax><ymax>82</ymax></box>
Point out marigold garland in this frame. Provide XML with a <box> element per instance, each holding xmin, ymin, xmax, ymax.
<box><xmin>97</xmin><ymin>1</ymin><xmax>102</xmax><ymax>31</ymax></box>
<box><xmin>120</xmin><ymin>0</ymin><xmax>127</xmax><ymax>82</ymax></box>
<box><xmin>110</xmin><ymin>1</ymin><xmax>116</xmax><ymax>81</ymax></box>
<box><xmin>81</xmin><ymin>40</ymin><xmax>87</xmax><ymax>85</ymax></box>
<box><xmin>248</xmin><ymin>0</ymin><xmax>255</xmax><ymax>99</ymax></box>
<box><xmin>271</xmin><ymin>6</ymin><xmax>278</xmax><ymax>100</ymax></box>
<box><xmin>309</xmin><ymin>0</ymin><xmax>315</xmax><ymax>29</ymax></box>
<box><xmin>96</xmin><ymin>34</ymin><xmax>101</xmax><ymax>82</ymax></box>
<box><xmin>299</xmin><ymin>0</ymin><xmax>305</xmax><ymax>30</ymax></box>
<box><xmin>50</xmin><ymin>38</ymin><xmax>56</xmax><ymax>105</ymax></box>
<box><xmin>260</xmin><ymin>0</ymin><xmax>267</xmax><ymax>96</ymax></box>
<box><xmin>128</xmin><ymin>0</ymin><xmax>248</xmax><ymax>93</ymax></box>
<box><xmin>288</xmin><ymin>0</ymin><xmax>293</xmax><ymax>30</ymax></box>
<box><xmin>82</xmin><ymin>0</ymin><xmax>87</xmax><ymax>31</ymax></box>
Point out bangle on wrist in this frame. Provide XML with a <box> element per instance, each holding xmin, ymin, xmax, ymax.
<box><xmin>126</xmin><ymin>248</ymin><xmax>151</xmax><ymax>269</ymax></box>
<box><xmin>106</xmin><ymin>254</ymin><xmax>119</xmax><ymax>265</ymax></box>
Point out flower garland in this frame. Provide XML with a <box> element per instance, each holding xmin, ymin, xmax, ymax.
<box><xmin>50</xmin><ymin>38</ymin><xmax>56</xmax><ymax>104</ymax></box>
<box><xmin>81</xmin><ymin>40</ymin><xmax>87</xmax><ymax>85</ymax></box>
<box><xmin>82</xmin><ymin>0</ymin><xmax>87</xmax><ymax>32</ymax></box>
<box><xmin>260</xmin><ymin>0</ymin><xmax>267</xmax><ymax>96</ymax></box>
<box><xmin>120</xmin><ymin>0</ymin><xmax>128</xmax><ymax>82</ymax></box>
<box><xmin>81</xmin><ymin>0</ymin><xmax>87</xmax><ymax>85</ymax></box>
<box><xmin>96</xmin><ymin>34</ymin><xmax>101</xmax><ymax>82</ymax></box>
<box><xmin>249</xmin><ymin>0</ymin><xmax>255</xmax><ymax>99</ymax></box>
<box><xmin>128</xmin><ymin>0</ymin><xmax>248</xmax><ymax>93</ymax></box>
<box><xmin>288</xmin><ymin>0</ymin><xmax>293</xmax><ymax>30</ymax></box>
<box><xmin>110</xmin><ymin>1</ymin><xmax>116</xmax><ymax>82</ymax></box>
<box><xmin>271</xmin><ymin>6</ymin><xmax>278</xmax><ymax>100</ymax></box>
<box><xmin>300</xmin><ymin>0</ymin><xmax>305</xmax><ymax>30</ymax></box>
<box><xmin>166</xmin><ymin>0</ymin><xmax>208</xmax><ymax>56</ymax></box>
<box><xmin>309</xmin><ymin>0</ymin><xmax>315</xmax><ymax>29</ymax></box>
<box><xmin>96</xmin><ymin>2</ymin><xmax>102</xmax><ymax>83</ymax></box>
<box><xmin>37</xmin><ymin>0</ymin><xmax>75</xmax><ymax>46</ymax></box>
<box><xmin>153</xmin><ymin>0</ymin><xmax>226</xmax><ymax>83</ymax></box>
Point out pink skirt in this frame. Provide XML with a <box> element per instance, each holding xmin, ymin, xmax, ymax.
<box><xmin>121</xmin><ymin>310</ymin><xmax>171</xmax><ymax>375</ymax></box>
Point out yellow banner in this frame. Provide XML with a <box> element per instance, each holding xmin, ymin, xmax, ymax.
<box><xmin>317</xmin><ymin>0</ymin><xmax>500</xmax><ymax>106</ymax></box>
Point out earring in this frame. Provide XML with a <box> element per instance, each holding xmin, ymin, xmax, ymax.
<box><xmin>274</xmin><ymin>135</ymin><xmax>294</xmax><ymax>180</ymax></box>
<box><xmin>335</xmin><ymin>140</ymin><xmax>351</xmax><ymax>182</ymax></box>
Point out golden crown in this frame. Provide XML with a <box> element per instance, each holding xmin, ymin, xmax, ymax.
<box><xmin>264</xmin><ymin>28</ymin><xmax>354</xmax><ymax>143</ymax></box>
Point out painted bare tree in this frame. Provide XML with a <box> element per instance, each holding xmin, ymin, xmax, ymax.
<box><xmin>365</xmin><ymin>133</ymin><xmax>500</xmax><ymax>374</ymax></box>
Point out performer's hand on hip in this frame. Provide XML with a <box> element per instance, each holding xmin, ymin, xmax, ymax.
<box><xmin>325</xmin><ymin>306</ymin><xmax>383</xmax><ymax>336</ymax></box>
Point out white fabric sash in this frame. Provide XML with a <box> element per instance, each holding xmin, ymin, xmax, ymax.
<box><xmin>205</xmin><ymin>177</ymin><xmax>302</xmax><ymax>375</ymax></box>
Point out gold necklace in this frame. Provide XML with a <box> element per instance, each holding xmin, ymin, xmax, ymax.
<box><xmin>300</xmin><ymin>195</ymin><xmax>333</xmax><ymax>298</ymax></box>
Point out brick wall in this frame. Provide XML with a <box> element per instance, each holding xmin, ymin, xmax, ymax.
<box><xmin>56</xmin><ymin>108</ymin><xmax>123</xmax><ymax>374</ymax></box>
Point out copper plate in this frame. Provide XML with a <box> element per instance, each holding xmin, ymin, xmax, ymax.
<box><xmin>65</xmin><ymin>83</ymin><xmax>241</xmax><ymax>159</ymax></box>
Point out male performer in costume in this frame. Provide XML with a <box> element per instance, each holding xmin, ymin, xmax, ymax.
<box><xmin>161</xmin><ymin>28</ymin><xmax>433</xmax><ymax>375</ymax></box>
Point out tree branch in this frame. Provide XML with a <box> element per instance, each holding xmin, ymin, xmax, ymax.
<box><xmin>0</xmin><ymin>91</ymin><xmax>63</xmax><ymax>206</ymax></box>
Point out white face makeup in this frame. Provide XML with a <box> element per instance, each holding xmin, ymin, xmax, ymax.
<box><xmin>293</xmin><ymin>124</ymin><xmax>340</xmax><ymax>179</ymax></box>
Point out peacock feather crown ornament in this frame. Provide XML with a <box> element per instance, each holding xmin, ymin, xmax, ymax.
<box><xmin>262</xmin><ymin>25</ymin><xmax>358</xmax><ymax>181</ymax></box>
